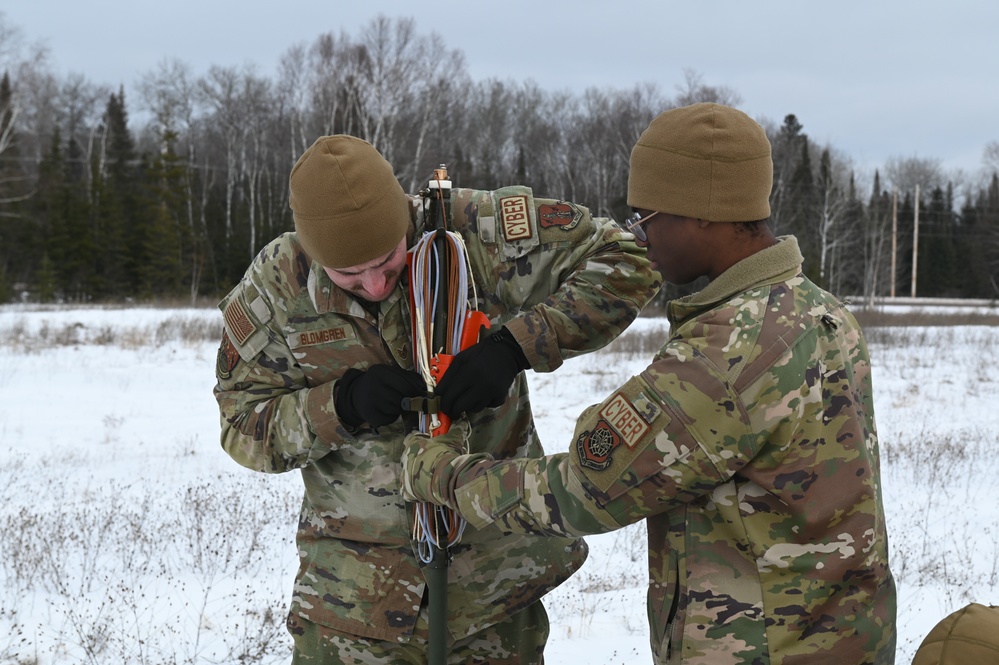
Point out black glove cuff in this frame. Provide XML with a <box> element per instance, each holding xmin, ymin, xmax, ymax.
<box><xmin>334</xmin><ymin>368</ymin><xmax>364</xmax><ymax>428</ymax></box>
<box><xmin>490</xmin><ymin>326</ymin><xmax>530</xmax><ymax>371</ymax></box>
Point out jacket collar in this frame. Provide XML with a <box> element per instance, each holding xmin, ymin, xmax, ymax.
<box><xmin>668</xmin><ymin>235</ymin><xmax>804</xmax><ymax>323</ymax></box>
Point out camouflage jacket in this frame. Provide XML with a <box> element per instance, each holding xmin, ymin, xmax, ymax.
<box><xmin>213</xmin><ymin>186</ymin><xmax>659</xmax><ymax>642</ymax></box>
<box><xmin>444</xmin><ymin>236</ymin><xmax>897</xmax><ymax>664</ymax></box>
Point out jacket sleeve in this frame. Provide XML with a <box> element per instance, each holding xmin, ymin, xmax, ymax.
<box><xmin>446</xmin><ymin>350</ymin><xmax>756</xmax><ymax>536</ymax></box>
<box><xmin>457</xmin><ymin>188</ymin><xmax>661</xmax><ymax>373</ymax></box>
<box><xmin>213</xmin><ymin>275</ymin><xmax>349</xmax><ymax>474</ymax></box>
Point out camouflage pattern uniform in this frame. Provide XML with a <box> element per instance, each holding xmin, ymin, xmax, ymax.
<box><xmin>417</xmin><ymin>236</ymin><xmax>897</xmax><ymax>664</ymax></box>
<box><xmin>213</xmin><ymin>185</ymin><xmax>660</xmax><ymax>660</ymax></box>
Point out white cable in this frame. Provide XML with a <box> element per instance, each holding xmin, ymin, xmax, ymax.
<box><xmin>410</xmin><ymin>229</ymin><xmax>477</xmax><ymax>561</ymax></box>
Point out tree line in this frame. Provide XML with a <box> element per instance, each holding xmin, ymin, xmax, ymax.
<box><xmin>0</xmin><ymin>14</ymin><xmax>996</xmax><ymax>305</ymax></box>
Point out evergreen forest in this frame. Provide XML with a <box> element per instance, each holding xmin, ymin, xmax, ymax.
<box><xmin>0</xmin><ymin>15</ymin><xmax>997</xmax><ymax>305</ymax></box>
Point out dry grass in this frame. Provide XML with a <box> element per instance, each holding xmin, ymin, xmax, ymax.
<box><xmin>0</xmin><ymin>469</ymin><xmax>297</xmax><ymax>664</ymax></box>
<box><xmin>0</xmin><ymin>312</ymin><xmax>222</xmax><ymax>352</ymax></box>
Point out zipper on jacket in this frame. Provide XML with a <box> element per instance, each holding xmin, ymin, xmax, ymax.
<box><xmin>664</xmin><ymin>577</ymin><xmax>681</xmax><ymax>661</ymax></box>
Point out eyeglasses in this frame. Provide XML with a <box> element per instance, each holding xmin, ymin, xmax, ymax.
<box><xmin>619</xmin><ymin>211</ymin><xmax>659</xmax><ymax>242</ymax></box>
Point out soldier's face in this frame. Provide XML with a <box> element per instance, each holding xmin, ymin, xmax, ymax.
<box><xmin>635</xmin><ymin>210</ymin><xmax>713</xmax><ymax>285</ymax></box>
<box><xmin>324</xmin><ymin>236</ymin><xmax>408</xmax><ymax>302</ymax></box>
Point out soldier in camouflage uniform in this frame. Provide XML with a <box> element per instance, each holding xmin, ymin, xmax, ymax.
<box><xmin>402</xmin><ymin>103</ymin><xmax>898</xmax><ymax>664</ymax></box>
<box><xmin>213</xmin><ymin>135</ymin><xmax>660</xmax><ymax>663</ymax></box>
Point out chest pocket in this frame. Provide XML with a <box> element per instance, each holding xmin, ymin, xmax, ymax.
<box><xmin>287</xmin><ymin>321</ymin><xmax>371</xmax><ymax>385</ymax></box>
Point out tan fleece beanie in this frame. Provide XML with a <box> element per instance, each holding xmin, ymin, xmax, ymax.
<box><xmin>912</xmin><ymin>603</ymin><xmax>999</xmax><ymax>665</ymax></box>
<box><xmin>628</xmin><ymin>103</ymin><xmax>773</xmax><ymax>222</ymax></box>
<box><xmin>289</xmin><ymin>135</ymin><xmax>410</xmax><ymax>269</ymax></box>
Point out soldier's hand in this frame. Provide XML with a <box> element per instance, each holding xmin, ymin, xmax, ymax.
<box><xmin>334</xmin><ymin>365</ymin><xmax>426</xmax><ymax>429</ymax></box>
<box><xmin>436</xmin><ymin>327</ymin><xmax>530</xmax><ymax>417</ymax></box>
<box><xmin>401</xmin><ymin>421</ymin><xmax>470</xmax><ymax>505</ymax></box>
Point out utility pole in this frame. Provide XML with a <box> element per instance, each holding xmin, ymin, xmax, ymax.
<box><xmin>910</xmin><ymin>184</ymin><xmax>920</xmax><ymax>298</ymax></box>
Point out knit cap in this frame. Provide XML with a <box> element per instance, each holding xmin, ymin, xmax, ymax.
<box><xmin>912</xmin><ymin>603</ymin><xmax>999</xmax><ymax>665</ymax></box>
<box><xmin>628</xmin><ymin>102</ymin><xmax>773</xmax><ymax>222</ymax></box>
<box><xmin>289</xmin><ymin>135</ymin><xmax>410</xmax><ymax>269</ymax></box>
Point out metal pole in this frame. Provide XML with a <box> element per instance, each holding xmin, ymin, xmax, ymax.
<box><xmin>425</xmin><ymin>170</ymin><xmax>452</xmax><ymax>665</ymax></box>
<box><xmin>426</xmin><ymin>535</ymin><xmax>449</xmax><ymax>665</ymax></box>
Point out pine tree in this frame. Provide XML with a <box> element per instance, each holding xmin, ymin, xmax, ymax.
<box><xmin>919</xmin><ymin>186</ymin><xmax>956</xmax><ymax>296</ymax></box>
<box><xmin>788</xmin><ymin>140</ymin><xmax>818</xmax><ymax>281</ymax></box>
<box><xmin>32</xmin><ymin>131</ymin><xmax>77</xmax><ymax>300</ymax></box>
<box><xmin>769</xmin><ymin>114</ymin><xmax>805</xmax><ymax>235</ymax></box>
<box><xmin>139</xmin><ymin>130</ymin><xmax>186</xmax><ymax>297</ymax></box>
<box><xmin>94</xmin><ymin>88</ymin><xmax>137</xmax><ymax>298</ymax></box>
<box><xmin>35</xmin><ymin>251</ymin><xmax>57</xmax><ymax>303</ymax></box>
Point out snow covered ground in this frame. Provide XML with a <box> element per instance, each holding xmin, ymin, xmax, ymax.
<box><xmin>1</xmin><ymin>304</ymin><xmax>997</xmax><ymax>664</ymax></box>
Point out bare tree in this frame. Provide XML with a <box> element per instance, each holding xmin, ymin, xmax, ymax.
<box><xmin>815</xmin><ymin>148</ymin><xmax>851</xmax><ymax>288</ymax></box>
<box><xmin>198</xmin><ymin>65</ymin><xmax>245</xmax><ymax>243</ymax></box>
<box><xmin>235</xmin><ymin>70</ymin><xmax>274</xmax><ymax>257</ymax></box>
<box><xmin>353</xmin><ymin>16</ymin><xmax>421</xmax><ymax>163</ymax></box>
<box><xmin>400</xmin><ymin>32</ymin><xmax>467</xmax><ymax>193</ymax></box>
<box><xmin>4</xmin><ymin>26</ymin><xmax>57</xmax><ymax>166</ymax></box>
<box><xmin>303</xmin><ymin>30</ymin><xmax>360</xmax><ymax>143</ymax></box>
<box><xmin>983</xmin><ymin>140</ymin><xmax>999</xmax><ymax>177</ymax></box>
<box><xmin>884</xmin><ymin>155</ymin><xmax>944</xmax><ymax>195</ymax></box>
<box><xmin>675</xmin><ymin>69</ymin><xmax>742</xmax><ymax>107</ymax></box>
<box><xmin>137</xmin><ymin>59</ymin><xmax>198</xmax><ymax>139</ymax></box>
<box><xmin>59</xmin><ymin>74</ymin><xmax>110</xmax><ymax>191</ymax></box>
<box><xmin>276</xmin><ymin>43</ymin><xmax>310</xmax><ymax>161</ymax></box>
<box><xmin>520</xmin><ymin>86</ymin><xmax>579</xmax><ymax>199</ymax></box>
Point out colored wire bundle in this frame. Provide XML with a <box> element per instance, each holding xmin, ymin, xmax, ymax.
<box><xmin>409</xmin><ymin>227</ymin><xmax>476</xmax><ymax>563</ymax></box>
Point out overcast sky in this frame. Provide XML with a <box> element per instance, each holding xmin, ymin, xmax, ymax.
<box><xmin>3</xmin><ymin>0</ymin><xmax>997</xmax><ymax>181</ymax></box>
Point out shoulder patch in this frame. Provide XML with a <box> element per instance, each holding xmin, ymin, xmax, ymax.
<box><xmin>499</xmin><ymin>194</ymin><xmax>532</xmax><ymax>242</ymax></box>
<box><xmin>571</xmin><ymin>376</ymin><xmax>672</xmax><ymax>496</ymax></box>
<box><xmin>538</xmin><ymin>202</ymin><xmax>582</xmax><ymax>230</ymax></box>
<box><xmin>219</xmin><ymin>282</ymin><xmax>273</xmax><ymax>361</ymax></box>
<box><xmin>599</xmin><ymin>392</ymin><xmax>650</xmax><ymax>448</ymax></box>
<box><xmin>217</xmin><ymin>330</ymin><xmax>240</xmax><ymax>379</ymax></box>
<box><xmin>576</xmin><ymin>420</ymin><xmax>622</xmax><ymax>471</ymax></box>
<box><xmin>223</xmin><ymin>296</ymin><xmax>257</xmax><ymax>345</ymax></box>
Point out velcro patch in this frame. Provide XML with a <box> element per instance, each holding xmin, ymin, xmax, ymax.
<box><xmin>538</xmin><ymin>202</ymin><xmax>581</xmax><ymax>230</ymax></box>
<box><xmin>576</xmin><ymin>420</ymin><xmax>621</xmax><ymax>471</ymax></box>
<box><xmin>499</xmin><ymin>195</ymin><xmax>532</xmax><ymax>242</ymax></box>
<box><xmin>223</xmin><ymin>296</ymin><xmax>256</xmax><ymax>345</ymax></box>
<box><xmin>599</xmin><ymin>392</ymin><xmax>650</xmax><ymax>448</ymax></box>
<box><xmin>632</xmin><ymin>391</ymin><xmax>663</xmax><ymax>424</ymax></box>
<box><xmin>571</xmin><ymin>375</ymin><xmax>671</xmax><ymax>496</ymax></box>
<box><xmin>217</xmin><ymin>330</ymin><xmax>240</xmax><ymax>379</ymax></box>
<box><xmin>290</xmin><ymin>325</ymin><xmax>356</xmax><ymax>348</ymax></box>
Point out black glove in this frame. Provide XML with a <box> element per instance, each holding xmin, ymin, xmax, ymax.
<box><xmin>436</xmin><ymin>326</ymin><xmax>530</xmax><ymax>417</ymax></box>
<box><xmin>334</xmin><ymin>365</ymin><xmax>426</xmax><ymax>429</ymax></box>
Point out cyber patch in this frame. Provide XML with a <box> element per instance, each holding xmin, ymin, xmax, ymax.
<box><xmin>538</xmin><ymin>202</ymin><xmax>581</xmax><ymax>230</ymax></box>
<box><xmin>599</xmin><ymin>392</ymin><xmax>650</xmax><ymax>449</ymax></box>
<box><xmin>223</xmin><ymin>296</ymin><xmax>256</xmax><ymax>345</ymax></box>
<box><xmin>217</xmin><ymin>330</ymin><xmax>240</xmax><ymax>379</ymax></box>
<box><xmin>575</xmin><ymin>420</ymin><xmax>622</xmax><ymax>471</ymax></box>
<box><xmin>499</xmin><ymin>195</ymin><xmax>532</xmax><ymax>242</ymax></box>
